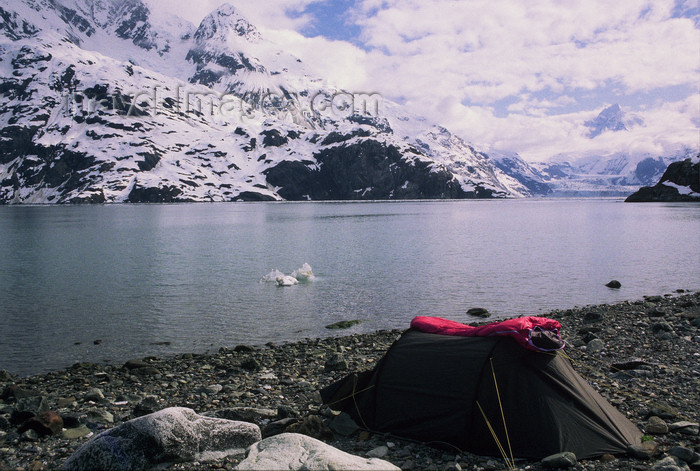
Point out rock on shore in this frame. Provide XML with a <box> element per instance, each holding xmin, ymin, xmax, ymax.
<box><xmin>0</xmin><ymin>291</ymin><xmax>698</xmax><ymax>470</ymax></box>
<box><xmin>62</xmin><ymin>407</ymin><xmax>261</xmax><ymax>470</ymax></box>
<box><xmin>236</xmin><ymin>433</ymin><xmax>400</xmax><ymax>470</ymax></box>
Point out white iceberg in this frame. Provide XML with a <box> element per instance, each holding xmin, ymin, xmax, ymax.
<box><xmin>276</xmin><ymin>275</ymin><xmax>299</xmax><ymax>287</ymax></box>
<box><xmin>260</xmin><ymin>269</ymin><xmax>286</xmax><ymax>283</ymax></box>
<box><xmin>291</xmin><ymin>263</ymin><xmax>315</xmax><ymax>282</ymax></box>
<box><xmin>260</xmin><ymin>264</ymin><xmax>314</xmax><ymax>287</ymax></box>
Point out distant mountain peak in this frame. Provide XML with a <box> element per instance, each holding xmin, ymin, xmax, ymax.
<box><xmin>584</xmin><ymin>104</ymin><xmax>626</xmax><ymax>138</ymax></box>
<box><xmin>193</xmin><ymin>3</ymin><xmax>261</xmax><ymax>42</ymax></box>
<box><xmin>186</xmin><ymin>4</ymin><xmax>266</xmax><ymax>91</ymax></box>
<box><xmin>584</xmin><ymin>104</ymin><xmax>643</xmax><ymax>139</ymax></box>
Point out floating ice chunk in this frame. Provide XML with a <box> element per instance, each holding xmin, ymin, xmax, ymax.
<box><xmin>261</xmin><ymin>264</ymin><xmax>314</xmax><ymax>286</ymax></box>
<box><xmin>276</xmin><ymin>275</ymin><xmax>298</xmax><ymax>287</ymax></box>
<box><xmin>260</xmin><ymin>269</ymin><xmax>285</xmax><ymax>283</ymax></box>
<box><xmin>291</xmin><ymin>263</ymin><xmax>315</xmax><ymax>282</ymax></box>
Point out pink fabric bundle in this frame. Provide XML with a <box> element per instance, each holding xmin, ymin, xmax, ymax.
<box><xmin>410</xmin><ymin>316</ymin><xmax>565</xmax><ymax>352</ymax></box>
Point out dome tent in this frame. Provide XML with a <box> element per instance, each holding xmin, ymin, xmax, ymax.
<box><xmin>321</xmin><ymin>323</ymin><xmax>642</xmax><ymax>460</ymax></box>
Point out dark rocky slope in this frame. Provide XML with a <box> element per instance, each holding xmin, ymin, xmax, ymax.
<box><xmin>264</xmin><ymin>140</ymin><xmax>486</xmax><ymax>201</ymax></box>
<box><xmin>626</xmin><ymin>157</ymin><xmax>700</xmax><ymax>202</ymax></box>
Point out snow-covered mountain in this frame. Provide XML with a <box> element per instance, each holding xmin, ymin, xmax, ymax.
<box><xmin>489</xmin><ymin>151</ymin><xmax>552</xmax><ymax>196</ymax></box>
<box><xmin>0</xmin><ymin>0</ymin><xmax>534</xmax><ymax>203</ymax></box>
<box><xmin>513</xmin><ymin>104</ymin><xmax>693</xmax><ymax>196</ymax></box>
<box><xmin>583</xmin><ymin>104</ymin><xmax>643</xmax><ymax>139</ymax></box>
<box><xmin>530</xmin><ymin>147</ymin><xmax>695</xmax><ymax>197</ymax></box>
<box><xmin>487</xmin><ymin>146</ymin><xmax>695</xmax><ymax>198</ymax></box>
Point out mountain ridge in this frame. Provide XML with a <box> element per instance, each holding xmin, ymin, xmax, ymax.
<box><xmin>1</xmin><ymin>0</ymin><xmax>543</xmax><ymax>203</ymax></box>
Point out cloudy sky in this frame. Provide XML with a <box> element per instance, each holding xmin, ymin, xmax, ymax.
<box><xmin>149</xmin><ymin>0</ymin><xmax>699</xmax><ymax>162</ymax></box>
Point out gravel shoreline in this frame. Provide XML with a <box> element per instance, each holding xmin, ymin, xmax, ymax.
<box><xmin>1</xmin><ymin>291</ymin><xmax>699</xmax><ymax>470</ymax></box>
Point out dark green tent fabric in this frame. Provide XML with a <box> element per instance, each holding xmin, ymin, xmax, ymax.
<box><xmin>321</xmin><ymin>329</ymin><xmax>641</xmax><ymax>459</ymax></box>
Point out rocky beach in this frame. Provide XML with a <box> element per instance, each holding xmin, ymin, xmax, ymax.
<box><xmin>1</xmin><ymin>291</ymin><xmax>699</xmax><ymax>470</ymax></box>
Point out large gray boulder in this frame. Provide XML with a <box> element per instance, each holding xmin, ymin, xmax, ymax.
<box><xmin>235</xmin><ymin>433</ymin><xmax>400</xmax><ymax>470</ymax></box>
<box><xmin>62</xmin><ymin>407</ymin><xmax>261</xmax><ymax>470</ymax></box>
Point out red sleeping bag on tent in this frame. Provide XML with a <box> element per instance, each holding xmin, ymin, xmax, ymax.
<box><xmin>410</xmin><ymin>316</ymin><xmax>565</xmax><ymax>352</ymax></box>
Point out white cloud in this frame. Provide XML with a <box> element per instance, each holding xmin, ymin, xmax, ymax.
<box><xmin>221</xmin><ymin>0</ymin><xmax>320</xmax><ymax>31</ymax></box>
<box><xmin>143</xmin><ymin>0</ymin><xmax>211</xmax><ymax>25</ymax></box>
<box><xmin>450</xmin><ymin>96</ymin><xmax>700</xmax><ymax>162</ymax></box>
<box><xmin>345</xmin><ymin>0</ymin><xmax>699</xmax><ymax>160</ymax></box>
<box><xmin>353</xmin><ymin>0</ymin><xmax>698</xmax><ymax>97</ymax></box>
<box><xmin>262</xmin><ymin>29</ymin><xmax>370</xmax><ymax>90</ymax></box>
<box><xmin>506</xmin><ymin>94</ymin><xmax>576</xmax><ymax>116</ymax></box>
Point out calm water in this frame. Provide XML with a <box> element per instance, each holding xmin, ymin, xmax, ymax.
<box><xmin>1</xmin><ymin>199</ymin><xmax>698</xmax><ymax>376</ymax></box>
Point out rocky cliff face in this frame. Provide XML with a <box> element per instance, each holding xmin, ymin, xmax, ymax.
<box><xmin>0</xmin><ymin>0</ymin><xmax>536</xmax><ymax>204</ymax></box>
<box><xmin>265</xmin><ymin>140</ymin><xmax>477</xmax><ymax>201</ymax></box>
<box><xmin>625</xmin><ymin>157</ymin><xmax>700</xmax><ymax>202</ymax></box>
